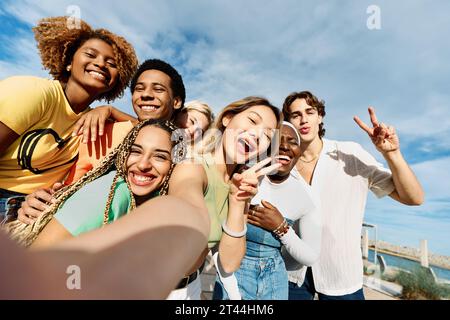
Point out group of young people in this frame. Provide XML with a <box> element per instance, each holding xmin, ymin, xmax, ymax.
<box><xmin>0</xmin><ymin>16</ymin><xmax>424</xmax><ymax>300</ymax></box>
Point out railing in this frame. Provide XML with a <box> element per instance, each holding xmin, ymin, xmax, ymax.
<box><xmin>362</xmin><ymin>222</ymin><xmax>377</xmax><ymax>265</ymax></box>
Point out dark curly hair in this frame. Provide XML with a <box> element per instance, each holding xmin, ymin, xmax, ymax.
<box><xmin>130</xmin><ymin>59</ymin><xmax>186</xmax><ymax>108</ymax></box>
<box><xmin>33</xmin><ymin>16</ymin><xmax>138</xmax><ymax>103</ymax></box>
<box><xmin>282</xmin><ymin>91</ymin><xmax>326</xmax><ymax>138</ymax></box>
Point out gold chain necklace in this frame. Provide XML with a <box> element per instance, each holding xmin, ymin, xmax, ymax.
<box><xmin>298</xmin><ymin>140</ymin><xmax>323</xmax><ymax>164</ymax></box>
<box><xmin>298</xmin><ymin>154</ymin><xmax>319</xmax><ymax>163</ymax></box>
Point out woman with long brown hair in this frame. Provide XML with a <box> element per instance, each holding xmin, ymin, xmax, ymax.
<box><xmin>166</xmin><ymin>96</ymin><xmax>282</xmax><ymax>299</ymax></box>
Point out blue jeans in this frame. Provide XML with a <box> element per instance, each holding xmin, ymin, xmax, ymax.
<box><xmin>213</xmin><ymin>251</ymin><xmax>288</xmax><ymax>300</ymax></box>
<box><xmin>289</xmin><ymin>267</ymin><xmax>365</xmax><ymax>300</ymax></box>
<box><xmin>0</xmin><ymin>189</ymin><xmax>26</xmax><ymax>225</ymax></box>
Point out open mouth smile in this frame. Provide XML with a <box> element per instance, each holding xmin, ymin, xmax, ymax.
<box><xmin>138</xmin><ymin>105</ymin><xmax>160</xmax><ymax>112</ymax></box>
<box><xmin>129</xmin><ymin>171</ymin><xmax>157</xmax><ymax>187</ymax></box>
<box><xmin>237</xmin><ymin>136</ymin><xmax>257</xmax><ymax>155</ymax></box>
<box><xmin>86</xmin><ymin>69</ymin><xmax>110</xmax><ymax>83</ymax></box>
<box><xmin>276</xmin><ymin>154</ymin><xmax>292</xmax><ymax>165</ymax></box>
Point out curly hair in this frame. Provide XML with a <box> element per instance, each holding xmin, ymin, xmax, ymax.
<box><xmin>282</xmin><ymin>91</ymin><xmax>326</xmax><ymax>138</ymax></box>
<box><xmin>4</xmin><ymin>119</ymin><xmax>185</xmax><ymax>247</ymax></box>
<box><xmin>33</xmin><ymin>16</ymin><xmax>138</xmax><ymax>102</ymax></box>
<box><xmin>130</xmin><ymin>59</ymin><xmax>186</xmax><ymax>108</ymax></box>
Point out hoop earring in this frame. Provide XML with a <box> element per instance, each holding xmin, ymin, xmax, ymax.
<box><xmin>172</xmin><ymin>129</ymin><xmax>188</xmax><ymax>163</ymax></box>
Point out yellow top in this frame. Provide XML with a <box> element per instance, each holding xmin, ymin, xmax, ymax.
<box><xmin>200</xmin><ymin>153</ymin><xmax>230</xmax><ymax>249</ymax></box>
<box><xmin>0</xmin><ymin>76</ymin><xmax>89</xmax><ymax>194</ymax></box>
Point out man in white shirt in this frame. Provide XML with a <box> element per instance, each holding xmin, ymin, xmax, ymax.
<box><xmin>282</xmin><ymin>91</ymin><xmax>424</xmax><ymax>300</ymax></box>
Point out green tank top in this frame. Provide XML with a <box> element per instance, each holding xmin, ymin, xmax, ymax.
<box><xmin>200</xmin><ymin>153</ymin><xmax>230</xmax><ymax>249</ymax></box>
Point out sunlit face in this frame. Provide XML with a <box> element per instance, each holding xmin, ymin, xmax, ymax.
<box><xmin>126</xmin><ymin>126</ymin><xmax>172</xmax><ymax>204</ymax></box>
<box><xmin>69</xmin><ymin>38</ymin><xmax>119</xmax><ymax>95</ymax></box>
<box><xmin>288</xmin><ymin>98</ymin><xmax>322</xmax><ymax>143</ymax></box>
<box><xmin>274</xmin><ymin>125</ymin><xmax>301</xmax><ymax>176</ymax></box>
<box><xmin>221</xmin><ymin>105</ymin><xmax>278</xmax><ymax>164</ymax></box>
<box><xmin>132</xmin><ymin>70</ymin><xmax>181</xmax><ymax>121</ymax></box>
<box><xmin>175</xmin><ymin>109</ymin><xmax>210</xmax><ymax>141</ymax></box>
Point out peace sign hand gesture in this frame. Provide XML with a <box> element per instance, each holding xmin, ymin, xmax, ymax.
<box><xmin>353</xmin><ymin>107</ymin><xmax>400</xmax><ymax>154</ymax></box>
<box><xmin>229</xmin><ymin>157</ymin><xmax>282</xmax><ymax>203</ymax></box>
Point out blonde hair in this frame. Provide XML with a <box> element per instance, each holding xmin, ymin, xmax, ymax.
<box><xmin>4</xmin><ymin>119</ymin><xmax>181</xmax><ymax>247</ymax></box>
<box><xmin>199</xmin><ymin>96</ymin><xmax>282</xmax><ymax>155</ymax></box>
<box><xmin>182</xmin><ymin>100</ymin><xmax>215</xmax><ymax>130</ymax></box>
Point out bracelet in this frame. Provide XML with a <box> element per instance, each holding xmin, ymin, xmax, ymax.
<box><xmin>221</xmin><ymin>221</ymin><xmax>247</xmax><ymax>238</ymax></box>
<box><xmin>273</xmin><ymin>218</ymin><xmax>287</xmax><ymax>233</ymax></box>
<box><xmin>275</xmin><ymin>225</ymin><xmax>290</xmax><ymax>238</ymax></box>
<box><xmin>273</xmin><ymin>219</ymin><xmax>289</xmax><ymax>238</ymax></box>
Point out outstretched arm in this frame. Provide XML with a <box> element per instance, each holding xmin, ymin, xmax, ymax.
<box><xmin>1</xmin><ymin>195</ymin><xmax>209</xmax><ymax>299</ymax></box>
<box><xmin>354</xmin><ymin>107</ymin><xmax>424</xmax><ymax>205</ymax></box>
<box><xmin>167</xmin><ymin>162</ymin><xmax>211</xmax><ymax>274</ymax></box>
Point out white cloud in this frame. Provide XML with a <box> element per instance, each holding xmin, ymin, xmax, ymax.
<box><xmin>1</xmin><ymin>0</ymin><xmax>450</xmax><ymax>253</ymax></box>
<box><xmin>2</xmin><ymin>0</ymin><xmax>449</xmax><ymax>151</ymax></box>
<box><xmin>412</xmin><ymin>157</ymin><xmax>450</xmax><ymax>200</ymax></box>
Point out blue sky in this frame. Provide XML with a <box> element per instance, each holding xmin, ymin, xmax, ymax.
<box><xmin>1</xmin><ymin>0</ymin><xmax>449</xmax><ymax>255</ymax></box>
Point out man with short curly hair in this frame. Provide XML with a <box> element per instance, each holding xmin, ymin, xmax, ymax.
<box><xmin>61</xmin><ymin>58</ymin><xmax>186</xmax><ymax>183</ymax></box>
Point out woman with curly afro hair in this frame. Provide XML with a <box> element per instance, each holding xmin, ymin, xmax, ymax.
<box><xmin>0</xmin><ymin>16</ymin><xmax>138</xmax><ymax>224</ymax></box>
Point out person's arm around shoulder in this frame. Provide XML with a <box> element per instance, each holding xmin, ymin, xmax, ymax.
<box><xmin>72</xmin><ymin>105</ymin><xmax>138</xmax><ymax>144</ymax></box>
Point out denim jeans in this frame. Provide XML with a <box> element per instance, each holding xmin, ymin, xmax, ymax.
<box><xmin>0</xmin><ymin>188</ymin><xmax>26</xmax><ymax>225</ymax></box>
<box><xmin>288</xmin><ymin>267</ymin><xmax>365</xmax><ymax>300</ymax></box>
<box><xmin>213</xmin><ymin>253</ymin><xmax>288</xmax><ymax>300</ymax></box>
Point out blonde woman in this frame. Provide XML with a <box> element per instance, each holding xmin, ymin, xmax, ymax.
<box><xmin>166</xmin><ymin>96</ymin><xmax>282</xmax><ymax>299</ymax></box>
<box><xmin>175</xmin><ymin>100</ymin><xmax>215</xmax><ymax>141</ymax></box>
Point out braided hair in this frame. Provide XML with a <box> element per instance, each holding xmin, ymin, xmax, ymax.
<box><xmin>4</xmin><ymin>119</ymin><xmax>184</xmax><ymax>247</ymax></box>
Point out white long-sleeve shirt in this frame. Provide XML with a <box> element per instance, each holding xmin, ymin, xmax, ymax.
<box><xmin>288</xmin><ymin>139</ymin><xmax>395</xmax><ymax>296</ymax></box>
<box><xmin>252</xmin><ymin>168</ymin><xmax>322</xmax><ymax>268</ymax></box>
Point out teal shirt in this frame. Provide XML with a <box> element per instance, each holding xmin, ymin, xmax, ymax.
<box><xmin>55</xmin><ymin>170</ymin><xmax>132</xmax><ymax>236</ymax></box>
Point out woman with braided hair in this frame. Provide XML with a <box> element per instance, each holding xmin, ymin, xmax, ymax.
<box><xmin>0</xmin><ymin>16</ymin><xmax>138</xmax><ymax>224</ymax></box>
<box><xmin>5</xmin><ymin>119</ymin><xmax>183</xmax><ymax>248</ymax></box>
